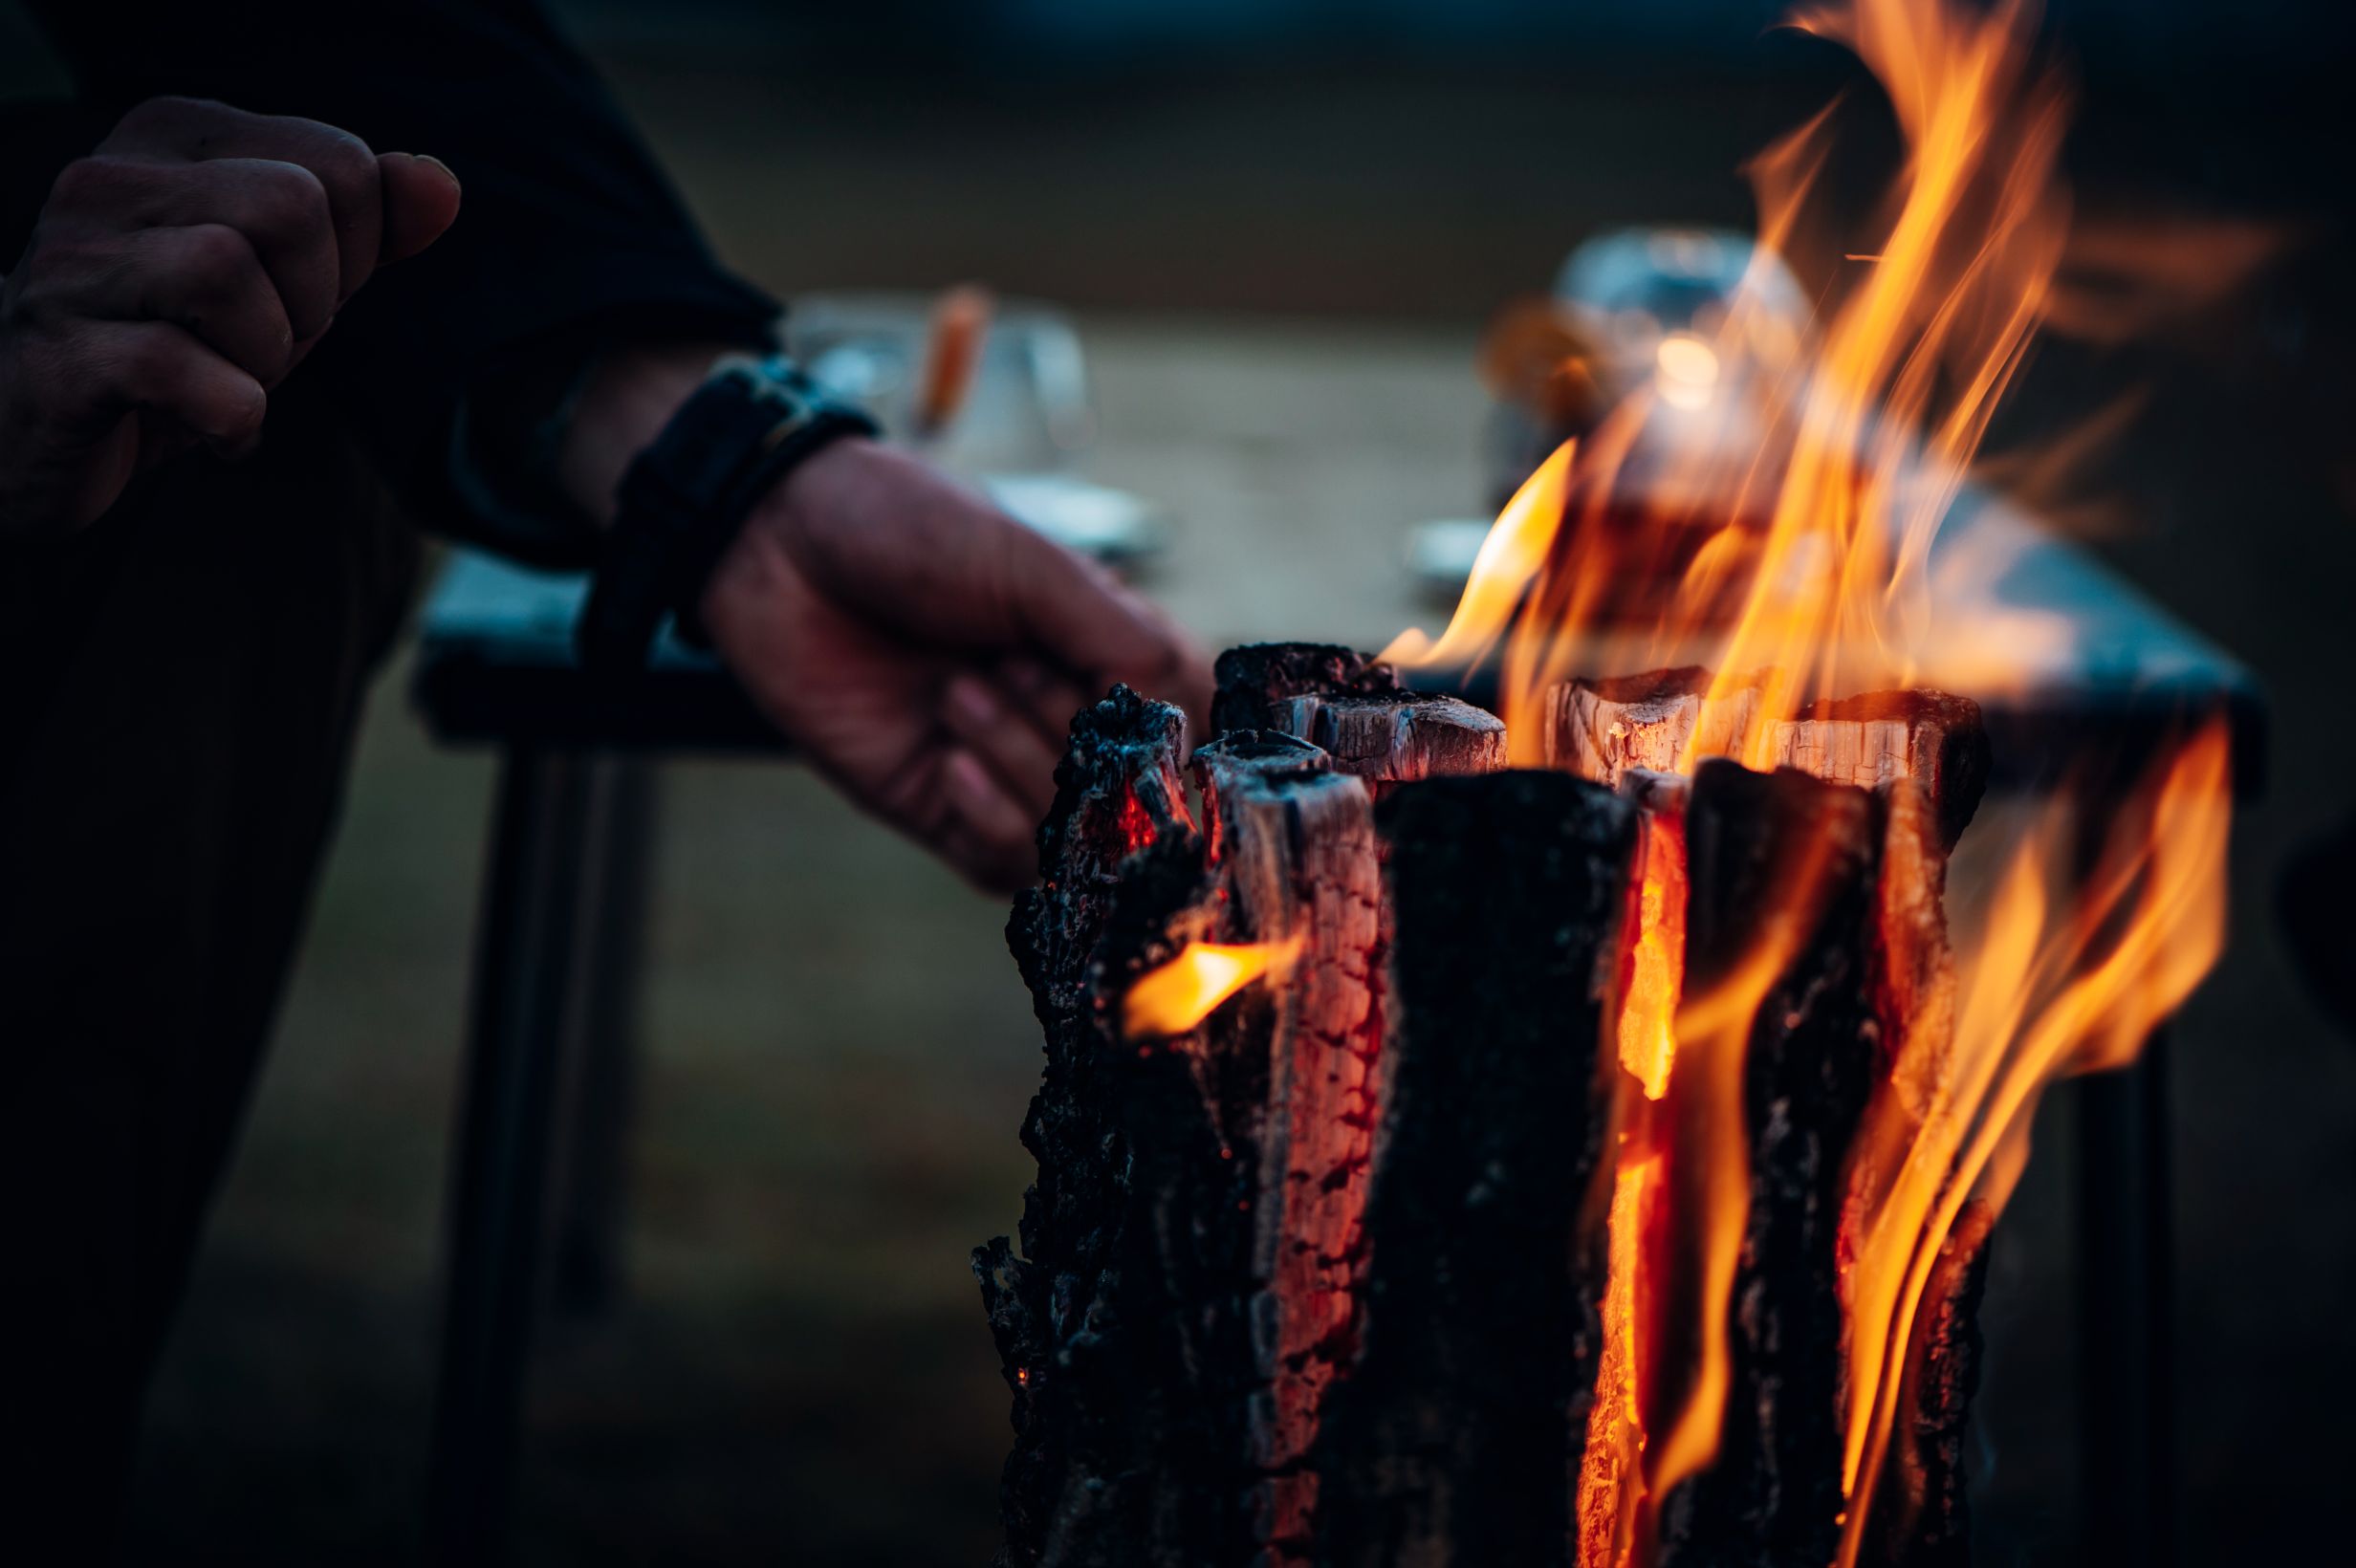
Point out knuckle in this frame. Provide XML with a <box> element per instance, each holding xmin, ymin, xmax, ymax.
<box><xmin>310</xmin><ymin>133</ymin><xmax>380</xmax><ymax>207</ymax></box>
<box><xmin>47</xmin><ymin>156</ymin><xmax>123</xmax><ymax>212</ymax></box>
<box><xmin>117</xmin><ymin>323</ymin><xmax>178</xmax><ymax>384</ymax></box>
<box><xmin>111</xmin><ymin>95</ymin><xmax>211</xmax><ymax>143</ymax></box>
<box><xmin>182</xmin><ymin>223</ymin><xmax>253</xmax><ymax>284</ymax></box>
<box><xmin>251</xmin><ymin>162</ymin><xmax>331</xmax><ymax>236</ymax></box>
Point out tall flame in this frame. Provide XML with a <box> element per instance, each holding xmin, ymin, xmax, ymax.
<box><xmin>1385</xmin><ymin>0</ymin><xmax>2077</xmax><ymax>749</ymax></box>
<box><xmin>1835</xmin><ymin>720</ymin><xmax>2229</xmax><ymax>1562</ymax></box>
<box><xmin>1375</xmin><ymin>0</ymin><xmax>2236</xmax><ymax>1559</ymax></box>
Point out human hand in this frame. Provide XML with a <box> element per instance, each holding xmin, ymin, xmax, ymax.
<box><xmin>699</xmin><ymin>438</ymin><xmax>1212</xmax><ymax>893</ymax></box>
<box><xmin>0</xmin><ymin>97</ymin><xmax>461</xmax><ymax>536</ymax></box>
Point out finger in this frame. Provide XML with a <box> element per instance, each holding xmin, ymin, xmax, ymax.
<box><xmin>75</xmin><ymin>225</ymin><xmax>295</xmax><ymax>383</ymax></box>
<box><xmin>941</xmin><ymin>674</ymin><xmax>1060</xmax><ymax>824</ymax></box>
<box><xmin>993</xmin><ymin>521</ymin><xmax>1189</xmax><ymax>687</ymax></box>
<box><xmin>993</xmin><ymin>656</ymin><xmax>1092</xmax><ymax>751</ymax></box>
<box><xmin>1117</xmin><ymin>594</ymin><xmax>1216</xmax><ymax>752</ymax></box>
<box><xmin>80</xmin><ymin>320</ymin><xmax>268</xmax><ymax>453</ymax></box>
<box><xmin>375</xmin><ymin>152</ymin><xmax>461</xmax><ymax>264</ymax></box>
<box><xmin>50</xmin><ymin>154</ymin><xmax>339</xmax><ymax>338</ymax></box>
<box><xmin>943</xmin><ymin>750</ymin><xmax>1039</xmax><ymax>894</ymax></box>
<box><xmin>102</xmin><ymin>98</ymin><xmax>384</xmax><ymax>304</ymax></box>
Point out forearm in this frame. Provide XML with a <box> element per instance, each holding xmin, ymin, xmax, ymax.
<box><xmin>553</xmin><ymin>339</ymin><xmax>741</xmax><ymax>526</ymax></box>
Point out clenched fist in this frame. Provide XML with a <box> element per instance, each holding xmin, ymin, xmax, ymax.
<box><xmin>0</xmin><ymin>97</ymin><xmax>461</xmax><ymax>536</ymax></box>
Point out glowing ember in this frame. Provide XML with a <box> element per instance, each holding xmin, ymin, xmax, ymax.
<box><xmin>1121</xmin><ymin>937</ymin><xmax>1302</xmax><ymax>1039</ymax></box>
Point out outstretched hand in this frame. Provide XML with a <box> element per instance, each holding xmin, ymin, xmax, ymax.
<box><xmin>700</xmin><ymin>439</ymin><xmax>1212</xmax><ymax>893</ymax></box>
<box><xmin>0</xmin><ymin>97</ymin><xmax>460</xmax><ymax>536</ymax></box>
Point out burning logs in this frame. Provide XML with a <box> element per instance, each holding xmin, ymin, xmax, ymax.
<box><xmin>1318</xmin><ymin>773</ymin><xmax>1635</xmax><ymax>1567</ymax></box>
<box><xmin>980</xmin><ymin>645</ymin><xmax>1997</xmax><ymax>1568</ymax></box>
<box><xmin>1654</xmin><ymin>760</ymin><xmax>1885</xmax><ymax>1568</ymax></box>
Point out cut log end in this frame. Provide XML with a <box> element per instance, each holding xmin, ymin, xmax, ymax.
<box><xmin>1213</xmin><ymin>642</ymin><xmax>1406</xmax><ymax>737</ymax></box>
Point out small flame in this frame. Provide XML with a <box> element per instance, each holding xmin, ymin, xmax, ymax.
<box><xmin>1121</xmin><ymin>938</ymin><xmax>1302</xmax><ymax>1039</ymax></box>
<box><xmin>1617</xmin><ymin>813</ymin><xmax>1690</xmax><ymax>1100</ymax></box>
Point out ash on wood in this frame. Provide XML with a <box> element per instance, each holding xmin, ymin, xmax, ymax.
<box><xmin>1314</xmin><ymin>772</ymin><xmax>1636</xmax><ymax>1568</ymax></box>
<box><xmin>1307</xmin><ymin>691</ymin><xmax>1510</xmax><ymax>793</ymax></box>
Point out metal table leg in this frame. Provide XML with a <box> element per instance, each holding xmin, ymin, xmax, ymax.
<box><xmin>551</xmin><ymin>761</ymin><xmax>655</xmax><ymax>1318</ymax></box>
<box><xmin>2076</xmin><ymin>1034</ymin><xmax>2175</xmax><ymax>1567</ymax></box>
<box><xmin>426</xmin><ymin>747</ymin><xmax>644</xmax><ymax>1563</ymax></box>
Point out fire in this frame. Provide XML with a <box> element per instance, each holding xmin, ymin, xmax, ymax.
<box><xmin>1121</xmin><ymin>938</ymin><xmax>1302</xmax><ymax>1039</ymax></box>
<box><xmin>1385</xmin><ymin>0</ymin><xmax>2075</xmax><ymax>748</ymax></box>
<box><xmin>1376</xmin><ymin>0</ymin><xmax>2235</xmax><ymax>1559</ymax></box>
<box><xmin>1835</xmin><ymin>718</ymin><xmax>2229</xmax><ymax>1562</ymax></box>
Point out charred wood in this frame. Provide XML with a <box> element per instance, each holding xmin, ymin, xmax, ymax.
<box><xmin>1315</xmin><ymin>772</ymin><xmax>1638</xmax><ymax>1568</ymax></box>
<box><xmin>1213</xmin><ymin>642</ymin><xmax>1406</xmax><ymax>738</ymax></box>
<box><xmin>983</xmin><ymin>686</ymin><xmax>1208</xmax><ymax>1567</ymax></box>
<box><xmin>1656</xmin><ymin>761</ymin><xmax>1884</xmax><ymax>1568</ymax></box>
<box><xmin>1864</xmin><ymin>1201</ymin><xmax>1995</xmax><ymax>1568</ymax></box>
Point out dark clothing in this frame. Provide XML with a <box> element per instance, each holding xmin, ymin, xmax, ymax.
<box><xmin>0</xmin><ymin>0</ymin><xmax>776</xmax><ymax>1522</ymax></box>
<box><xmin>22</xmin><ymin>0</ymin><xmax>780</xmax><ymax>565</ymax></box>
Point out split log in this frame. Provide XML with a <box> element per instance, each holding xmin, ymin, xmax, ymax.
<box><xmin>1315</xmin><ymin>772</ymin><xmax>1638</xmax><ymax>1568</ymax></box>
<box><xmin>1543</xmin><ymin>671</ymin><xmax>1989</xmax><ymax>849</ymax></box>
<box><xmin>1773</xmin><ymin>690</ymin><xmax>1991</xmax><ymax>850</ymax></box>
<box><xmin>1213</xmin><ymin>642</ymin><xmax>1406</xmax><ymax>738</ymax></box>
<box><xmin>1306</xmin><ymin>691</ymin><xmax>1510</xmax><ymax>794</ymax></box>
<box><xmin>1541</xmin><ymin>667</ymin><xmax>1760</xmax><ymax>786</ymax></box>
<box><xmin>1864</xmin><ymin>1200</ymin><xmax>1995</xmax><ymax>1568</ymax></box>
<box><xmin>1214</xmin><ymin>642</ymin><xmax>1508</xmax><ymax>795</ymax></box>
<box><xmin>1654</xmin><ymin>760</ymin><xmax>1884</xmax><ymax>1568</ymax></box>
<box><xmin>988</xmin><ymin>669</ymin><xmax>1994</xmax><ymax>1568</ymax></box>
<box><xmin>982</xmin><ymin>685</ymin><xmax>1208</xmax><ymax>1567</ymax></box>
<box><xmin>1541</xmin><ymin>668</ymin><xmax>1990</xmax><ymax>842</ymax></box>
<box><xmin>1844</xmin><ymin>778</ymin><xmax>1984</xmax><ymax>1565</ymax></box>
<box><xmin>1191</xmin><ymin>740</ymin><xmax>1385</xmax><ymax>1564</ymax></box>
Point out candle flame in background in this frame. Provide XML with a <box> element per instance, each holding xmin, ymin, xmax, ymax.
<box><xmin>1121</xmin><ymin>937</ymin><xmax>1304</xmax><ymax>1040</ymax></box>
<box><xmin>1385</xmin><ymin>0</ymin><xmax>2236</xmax><ymax>1560</ymax></box>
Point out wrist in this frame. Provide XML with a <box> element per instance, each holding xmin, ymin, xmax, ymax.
<box><xmin>576</xmin><ymin>354</ymin><xmax>878</xmax><ymax>676</ymax></box>
<box><xmin>556</xmin><ymin>341</ymin><xmax>742</xmax><ymax>527</ymax></box>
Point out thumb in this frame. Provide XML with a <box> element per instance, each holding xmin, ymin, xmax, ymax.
<box><xmin>376</xmin><ymin>152</ymin><xmax>462</xmax><ymax>264</ymax></box>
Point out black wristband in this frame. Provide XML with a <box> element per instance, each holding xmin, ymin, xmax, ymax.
<box><xmin>577</xmin><ymin>354</ymin><xmax>879</xmax><ymax>677</ymax></box>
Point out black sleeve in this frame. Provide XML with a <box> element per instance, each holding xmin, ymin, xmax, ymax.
<box><xmin>24</xmin><ymin>0</ymin><xmax>781</xmax><ymax>565</ymax></box>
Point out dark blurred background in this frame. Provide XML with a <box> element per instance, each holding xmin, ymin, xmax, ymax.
<box><xmin>7</xmin><ymin>1</ymin><xmax>2353</xmax><ymax>1562</ymax></box>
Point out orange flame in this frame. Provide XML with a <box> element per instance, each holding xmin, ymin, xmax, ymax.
<box><xmin>1377</xmin><ymin>0</ymin><xmax>2236</xmax><ymax>1555</ymax></box>
<box><xmin>1835</xmin><ymin>719</ymin><xmax>2229</xmax><ymax>1562</ymax></box>
<box><xmin>1121</xmin><ymin>938</ymin><xmax>1302</xmax><ymax>1039</ymax></box>
<box><xmin>1386</xmin><ymin>0</ymin><xmax>2076</xmax><ymax>751</ymax></box>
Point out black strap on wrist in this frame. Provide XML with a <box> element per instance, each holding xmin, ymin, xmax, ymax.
<box><xmin>578</xmin><ymin>352</ymin><xmax>879</xmax><ymax>677</ymax></box>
